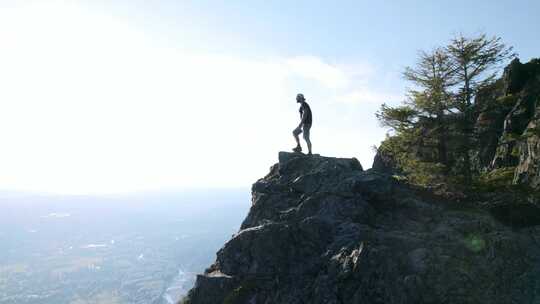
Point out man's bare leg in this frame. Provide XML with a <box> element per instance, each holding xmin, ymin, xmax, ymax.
<box><xmin>303</xmin><ymin>125</ymin><xmax>312</xmax><ymax>155</ymax></box>
<box><xmin>304</xmin><ymin>134</ymin><xmax>312</xmax><ymax>155</ymax></box>
<box><xmin>293</xmin><ymin>128</ymin><xmax>302</xmax><ymax>152</ymax></box>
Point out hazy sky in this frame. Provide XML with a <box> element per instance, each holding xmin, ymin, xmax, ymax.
<box><xmin>1</xmin><ymin>0</ymin><xmax>538</xmax><ymax>194</ymax></box>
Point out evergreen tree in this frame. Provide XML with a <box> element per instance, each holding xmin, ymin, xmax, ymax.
<box><xmin>377</xmin><ymin>48</ymin><xmax>457</xmax><ymax>178</ymax></box>
<box><xmin>446</xmin><ymin>33</ymin><xmax>515</xmax><ymax>182</ymax></box>
<box><xmin>403</xmin><ymin>48</ymin><xmax>458</xmax><ymax>168</ymax></box>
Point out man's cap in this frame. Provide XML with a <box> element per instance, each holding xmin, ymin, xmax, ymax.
<box><xmin>296</xmin><ymin>93</ymin><xmax>305</xmax><ymax>100</ymax></box>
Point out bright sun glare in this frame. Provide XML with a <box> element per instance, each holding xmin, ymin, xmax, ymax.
<box><xmin>0</xmin><ymin>2</ymin><xmax>388</xmax><ymax>194</ymax></box>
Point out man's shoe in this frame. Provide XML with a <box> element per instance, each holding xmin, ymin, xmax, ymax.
<box><xmin>292</xmin><ymin>146</ymin><xmax>302</xmax><ymax>153</ymax></box>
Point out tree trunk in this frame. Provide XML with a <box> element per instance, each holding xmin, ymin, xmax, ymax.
<box><xmin>437</xmin><ymin>113</ymin><xmax>449</xmax><ymax>174</ymax></box>
<box><xmin>462</xmin><ymin>68</ymin><xmax>473</xmax><ymax>183</ymax></box>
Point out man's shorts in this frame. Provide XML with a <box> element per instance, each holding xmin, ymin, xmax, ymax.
<box><xmin>293</xmin><ymin>124</ymin><xmax>311</xmax><ymax>140</ymax></box>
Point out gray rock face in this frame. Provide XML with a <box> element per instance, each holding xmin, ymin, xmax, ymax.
<box><xmin>514</xmin><ymin>107</ymin><xmax>540</xmax><ymax>188</ymax></box>
<box><xmin>372</xmin><ymin>148</ymin><xmax>400</xmax><ymax>175</ymax></box>
<box><xmin>183</xmin><ymin>152</ymin><xmax>540</xmax><ymax>304</ymax></box>
<box><xmin>490</xmin><ymin>59</ymin><xmax>540</xmax><ymax>174</ymax></box>
<box><xmin>471</xmin><ymin>80</ymin><xmax>509</xmax><ymax>171</ymax></box>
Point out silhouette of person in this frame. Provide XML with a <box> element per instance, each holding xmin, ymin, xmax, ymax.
<box><xmin>292</xmin><ymin>93</ymin><xmax>312</xmax><ymax>155</ymax></box>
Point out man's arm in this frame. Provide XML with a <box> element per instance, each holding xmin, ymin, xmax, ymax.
<box><xmin>299</xmin><ymin>114</ymin><xmax>307</xmax><ymax>128</ymax></box>
<box><xmin>298</xmin><ymin>106</ymin><xmax>305</xmax><ymax>127</ymax></box>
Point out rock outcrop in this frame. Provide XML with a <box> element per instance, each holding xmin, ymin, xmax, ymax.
<box><xmin>372</xmin><ymin>147</ymin><xmax>400</xmax><ymax>175</ymax></box>
<box><xmin>514</xmin><ymin>109</ymin><xmax>540</xmax><ymax>188</ymax></box>
<box><xmin>183</xmin><ymin>152</ymin><xmax>540</xmax><ymax>304</ymax></box>
<box><xmin>374</xmin><ymin>58</ymin><xmax>540</xmax><ymax>190</ymax></box>
<box><xmin>490</xmin><ymin>59</ymin><xmax>540</xmax><ymax>171</ymax></box>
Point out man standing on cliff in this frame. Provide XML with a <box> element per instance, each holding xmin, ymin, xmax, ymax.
<box><xmin>292</xmin><ymin>93</ymin><xmax>312</xmax><ymax>155</ymax></box>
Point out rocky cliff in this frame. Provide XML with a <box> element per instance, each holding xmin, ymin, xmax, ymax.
<box><xmin>486</xmin><ymin>59</ymin><xmax>540</xmax><ymax>181</ymax></box>
<box><xmin>373</xmin><ymin>58</ymin><xmax>540</xmax><ymax>190</ymax></box>
<box><xmin>182</xmin><ymin>152</ymin><xmax>540</xmax><ymax>304</ymax></box>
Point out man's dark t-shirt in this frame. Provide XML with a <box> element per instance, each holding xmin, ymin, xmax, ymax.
<box><xmin>299</xmin><ymin>101</ymin><xmax>312</xmax><ymax>125</ymax></box>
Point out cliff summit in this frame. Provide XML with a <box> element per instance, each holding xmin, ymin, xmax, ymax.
<box><xmin>183</xmin><ymin>152</ymin><xmax>540</xmax><ymax>304</ymax></box>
